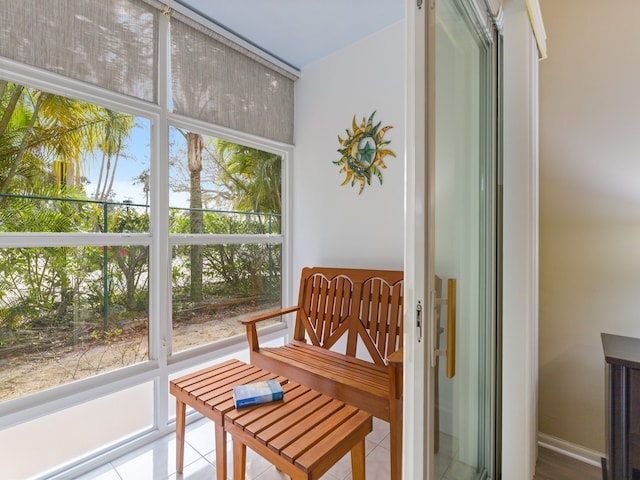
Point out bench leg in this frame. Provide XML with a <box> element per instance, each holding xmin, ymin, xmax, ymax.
<box><xmin>215</xmin><ymin>423</ymin><xmax>227</xmax><ymax>480</ymax></box>
<box><xmin>175</xmin><ymin>400</ymin><xmax>186</xmax><ymax>474</ymax></box>
<box><xmin>350</xmin><ymin>439</ymin><xmax>366</xmax><ymax>480</ymax></box>
<box><xmin>389</xmin><ymin>398</ymin><xmax>403</xmax><ymax>480</ymax></box>
<box><xmin>232</xmin><ymin>439</ymin><xmax>246</xmax><ymax>480</ymax></box>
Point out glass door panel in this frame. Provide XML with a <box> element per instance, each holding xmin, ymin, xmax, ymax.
<box><xmin>432</xmin><ymin>1</ymin><xmax>490</xmax><ymax>479</ymax></box>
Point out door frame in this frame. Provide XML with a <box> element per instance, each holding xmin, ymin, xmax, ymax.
<box><xmin>403</xmin><ymin>0</ymin><xmax>432</xmax><ymax>478</ymax></box>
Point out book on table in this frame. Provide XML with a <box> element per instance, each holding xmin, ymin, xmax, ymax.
<box><xmin>233</xmin><ymin>379</ymin><xmax>284</xmax><ymax>408</ymax></box>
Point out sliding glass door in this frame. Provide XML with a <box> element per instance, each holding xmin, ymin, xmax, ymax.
<box><xmin>405</xmin><ymin>0</ymin><xmax>500</xmax><ymax>478</ymax></box>
<box><xmin>433</xmin><ymin>1</ymin><xmax>496</xmax><ymax>478</ymax></box>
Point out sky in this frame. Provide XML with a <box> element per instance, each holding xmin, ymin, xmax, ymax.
<box><xmin>83</xmin><ymin>120</ymin><xmax>192</xmax><ymax>208</ymax></box>
<box><xmin>80</xmin><ymin>115</ymin><xmax>268</xmax><ymax>213</ymax></box>
<box><xmin>83</xmin><ymin>119</ymin><xmax>151</xmax><ymax>206</ymax></box>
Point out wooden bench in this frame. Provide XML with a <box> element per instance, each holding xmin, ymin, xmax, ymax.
<box><xmin>225</xmin><ymin>381</ymin><xmax>372</xmax><ymax>480</ymax></box>
<box><xmin>242</xmin><ymin>266</ymin><xmax>404</xmax><ymax>479</ymax></box>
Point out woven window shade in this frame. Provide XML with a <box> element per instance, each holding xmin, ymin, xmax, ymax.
<box><xmin>0</xmin><ymin>0</ymin><xmax>158</xmax><ymax>102</ymax></box>
<box><xmin>170</xmin><ymin>19</ymin><xmax>294</xmax><ymax>145</ymax></box>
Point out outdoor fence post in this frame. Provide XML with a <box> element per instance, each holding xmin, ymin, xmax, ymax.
<box><xmin>268</xmin><ymin>214</ymin><xmax>274</xmax><ymax>294</ymax></box>
<box><xmin>103</xmin><ymin>202</ymin><xmax>109</xmax><ymax>331</ymax></box>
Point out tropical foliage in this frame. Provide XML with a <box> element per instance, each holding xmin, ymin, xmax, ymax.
<box><xmin>0</xmin><ymin>80</ymin><xmax>133</xmax><ymax>198</ymax></box>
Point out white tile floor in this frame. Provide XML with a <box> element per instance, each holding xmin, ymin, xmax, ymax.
<box><xmin>74</xmin><ymin>415</ymin><xmax>392</xmax><ymax>480</ymax></box>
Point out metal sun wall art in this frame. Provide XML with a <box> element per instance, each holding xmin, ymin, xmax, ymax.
<box><xmin>335</xmin><ymin>111</ymin><xmax>395</xmax><ymax>195</ymax></box>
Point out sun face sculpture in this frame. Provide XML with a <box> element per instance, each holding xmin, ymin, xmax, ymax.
<box><xmin>335</xmin><ymin>111</ymin><xmax>395</xmax><ymax>195</ymax></box>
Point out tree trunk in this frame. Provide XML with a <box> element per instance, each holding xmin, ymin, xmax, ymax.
<box><xmin>0</xmin><ymin>92</ymin><xmax>43</xmax><ymax>195</ymax></box>
<box><xmin>102</xmin><ymin>138</ymin><xmax>122</xmax><ymax>201</ymax></box>
<box><xmin>94</xmin><ymin>150</ymin><xmax>106</xmax><ymax>200</ymax></box>
<box><xmin>187</xmin><ymin>132</ymin><xmax>204</xmax><ymax>303</ymax></box>
<box><xmin>0</xmin><ymin>80</ymin><xmax>7</xmax><ymax>100</ymax></box>
<box><xmin>0</xmin><ymin>84</ymin><xmax>23</xmax><ymax>138</ymax></box>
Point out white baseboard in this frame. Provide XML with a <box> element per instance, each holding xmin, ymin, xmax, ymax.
<box><xmin>537</xmin><ymin>432</ymin><xmax>604</xmax><ymax>468</ymax></box>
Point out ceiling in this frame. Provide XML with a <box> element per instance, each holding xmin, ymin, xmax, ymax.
<box><xmin>176</xmin><ymin>0</ymin><xmax>405</xmax><ymax>70</ymax></box>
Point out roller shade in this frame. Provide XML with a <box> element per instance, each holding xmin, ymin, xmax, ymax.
<box><xmin>170</xmin><ymin>18</ymin><xmax>295</xmax><ymax>144</ymax></box>
<box><xmin>142</xmin><ymin>0</ymin><xmax>296</xmax><ymax>144</ymax></box>
<box><xmin>0</xmin><ymin>0</ymin><xmax>158</xmax><ymax>102</ymax></box>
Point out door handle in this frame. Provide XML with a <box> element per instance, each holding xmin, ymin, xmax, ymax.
<box><xmin>435</xmin><ymin>278</ymin><xmax>456</xmax><ymax>378</ymax></box>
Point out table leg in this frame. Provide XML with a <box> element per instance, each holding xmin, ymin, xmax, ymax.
<box><xmin>215</xmin><ymin>423</ymin><xmax>227</xmax><ymax>480</ymax></box>
<box><xmin>175</xmin><ymin>400</ymin><xmax>186</xmax><ymax>474</ymax></box>
<box><xmin>233</xmin><ymin>439</ymin><xmax>246</xmax><ymax>480</ymax></box>
<box><xmin>350</xmin><ymin>439</ymin><xmax>366</xmax><ymax>480</ymax></box>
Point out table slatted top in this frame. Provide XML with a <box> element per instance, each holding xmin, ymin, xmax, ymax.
<box><xmin>225</xmin><ymin>382</ymin><xmax>372</xmax><ymax>473</ymax></box>
<box><xmin>170</xmin><ymin>359</ymin><xmax>287</xmax><ymax>422</ymax></box>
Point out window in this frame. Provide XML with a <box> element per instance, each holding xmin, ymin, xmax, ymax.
<box><xmin>0</xmin><ymin>81</ymin><xmax>289</xmax><ymax>402</ymax></box>
<box><xmin>0</xmin><ymin>81</ymin><xmax>151</xmax><ymax>401</ymax></box>
<box><xmin>168</xmin><ymin>126</ymin><xmax>283</xmax><ymax>353</ymax></box>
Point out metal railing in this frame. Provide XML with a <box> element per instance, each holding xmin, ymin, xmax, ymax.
<box><xmin>0</xmin><ymin>192</ymin><xmax>281</xmax><ymax>329</ymax></box>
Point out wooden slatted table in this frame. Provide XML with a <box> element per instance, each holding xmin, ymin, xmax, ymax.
<box><xmin>170</xmin><ymin>359</ymin><xmax>287</xmax><ymax>479</ymax></box>
<box><xmin>225</xmin><ymin>382</ymin><xmax>372</xmax><ymax>480</ymax></box>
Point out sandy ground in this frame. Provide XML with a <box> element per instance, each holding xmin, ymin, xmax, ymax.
<box><xmin>0</xmin><ymin>303</ymin><xmax>279</xmax><ymax>402</ymax></box>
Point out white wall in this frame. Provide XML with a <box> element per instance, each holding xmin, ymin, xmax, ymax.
<box><xmin>539</xmin><ymin>0</ymin><xmax>640</xmax><ymax>456</ymax></box>
<box><xmin>0</xmin><ymin>383</ymin><xmax>154</xmax><ymax>479</ymax></box>
<box><xmin>502</xmin><ymin>1</ymin><xmax>540</xmax><ymax>478</ymax></box>
<box><xmin>292</xmin><ymin>21</ymin><xmax>405</xmax><ymax>279</ymax></box>
<box><xmin>293</xmin><ymin>10</ymin><xmax>544</xmax><ymax>478</ymax></box>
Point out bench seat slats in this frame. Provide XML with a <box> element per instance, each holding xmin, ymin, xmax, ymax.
<box><xmin>260</xmin><ymin>344</ymin><xmax>389</xmax><ymax>396</ymax></box>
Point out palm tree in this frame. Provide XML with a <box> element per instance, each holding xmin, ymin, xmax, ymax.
<box><xmin>93</xmin><ymin>109</ymin><xmax>134</xmax><ymax>201</ymax></box>
<box><xmin>213</xmin><ymin>140</ymin><xmax>282</xmax><ymax>296</ymax></box>
<box><xmin>0</xmin><ymin>81</ymin><xmax>134</xmax><ymax>197</ymax></box>
<box><xmin>168</xmin><ymin>133</ymin><xmax>282</xmax><ymax>302</ymax></box>
<box><xmin>186</xmin><ymin>131</ymin><xmax>204</xmax><ymax>302</ymax></box>
<box><xmin>0</xmin><ymin>84</ymin><xmax>45</xmax><ymax>194</ymax></box>
<box><xmin>172</xmin><ymin>129</ymin><xmax>205</xmax><ymax>302</ymax></box>
<box><xmin>0</xmin><ymin>81</ymin><xmax>137</xmax><ymax>334</ymax></box>
<box><xmin>215</xmin><ymin>140</ymin><xmax>282</xmax><ymax>215</ymax></box>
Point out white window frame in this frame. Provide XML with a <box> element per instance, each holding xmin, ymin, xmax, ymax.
<box><xmin>0</xmin><ymin>38</ymin><xmax>293</xmax><ymax>470</ymax></box>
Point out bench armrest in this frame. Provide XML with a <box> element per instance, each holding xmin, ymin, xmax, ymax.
<box><xmin>387</xmin><ymin>347</ymin><xmax>403</xmax><ymax>401</ymax></box>
<box><xmin>241</xmin><ymin>305</ymin><xmax>300</xmax><ymax>326</ymax></box>
<box><xmin>242</xmin><ymin>305</ymin><xmax>300</xmax><ymax>352</ymax></box>
<box><xmin>387</xmin><ymin>347</ymin><xmax>403</xmax><ymax>368</ymax></box>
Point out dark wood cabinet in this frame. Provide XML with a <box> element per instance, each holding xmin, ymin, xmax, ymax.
<box><xmin>602</xmin><ymin>333</ymin><xmax>640</xmax><ymax>480</ymax></box>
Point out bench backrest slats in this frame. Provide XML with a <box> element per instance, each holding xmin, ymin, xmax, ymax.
<box><xmin>298</xmin><ymin>271</ymin><xmax>354</xmax><ymax>347</ymax></box>
<box><xmin>294</xmin><ymin>267</ymin><xmax>403</xmax><ymax>365</ymax></box>
<box><xmin>387</xmin><ymin>283</ymin><xmax>404</xmax><ymax>356</ymax></box>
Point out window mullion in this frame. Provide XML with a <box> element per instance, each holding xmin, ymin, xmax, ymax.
<box><xmin>152</xmin><ymin>8</ymin><xmax>171</xmax><ymax>433</ymax></box>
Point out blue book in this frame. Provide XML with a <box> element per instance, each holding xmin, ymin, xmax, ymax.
<box><xmin>233</xmin><ymin>379</ymin><xmax>284</xmax><ymax>408</ymax></box>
